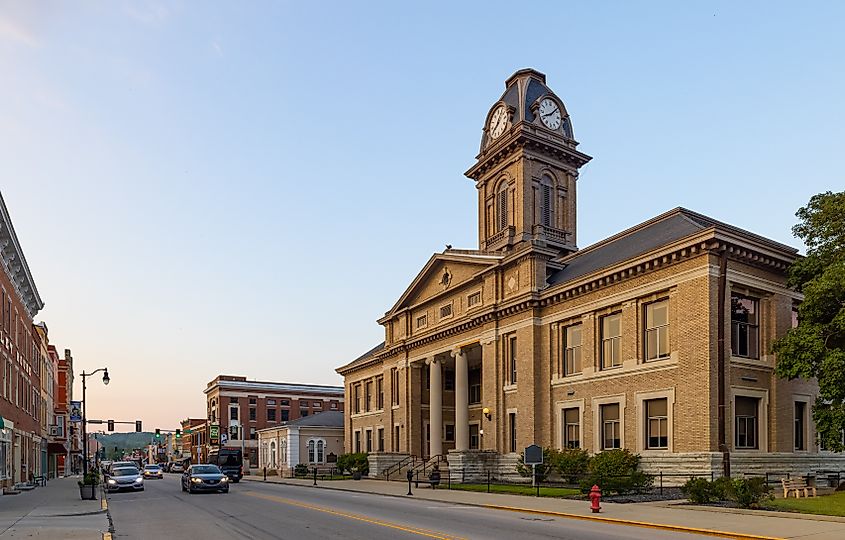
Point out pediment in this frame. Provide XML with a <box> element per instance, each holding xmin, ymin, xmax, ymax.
<box><xmin>384</xmin><ymin>252</ymin><xmax>501</xmax><ymax>319</ymax></box>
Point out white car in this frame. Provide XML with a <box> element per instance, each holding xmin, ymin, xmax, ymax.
<box><xmin>170</xmin><ymin>463</ymin><xmax>185</xmax><ymax>473</ymax></box>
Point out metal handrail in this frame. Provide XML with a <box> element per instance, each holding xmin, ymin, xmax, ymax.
<box><xmin>383</xmin><ymin>454</ymin><xmax>417</xmax><ymax>481</ymax></box>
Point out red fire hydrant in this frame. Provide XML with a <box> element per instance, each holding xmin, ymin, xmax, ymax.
<box><xmin>589</xmin><ymin>485</ymin><xmax>602</xmax><ymax>513</ymax></box>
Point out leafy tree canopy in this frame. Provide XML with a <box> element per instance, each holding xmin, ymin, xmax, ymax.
<box><xmin>773</xmin><ymin>191</ymin><xmax>845</xmax><ymax>451</ymax></box>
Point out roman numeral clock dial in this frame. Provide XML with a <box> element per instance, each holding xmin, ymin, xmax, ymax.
<box><xmin>489</xmin><ymin>105</ymin><xmax>508</xmax><ymax>139</ymax></box>
<box><xmin>539</xmin><ymin>98</ymin><xmax>562</xmax><ymax>130</ymax></box>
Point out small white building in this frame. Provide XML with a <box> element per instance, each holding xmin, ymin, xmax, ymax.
<box><xmin>258</xmin><ymin>411</ymin><xmax>344</xmax><ymax>472</ymax></box>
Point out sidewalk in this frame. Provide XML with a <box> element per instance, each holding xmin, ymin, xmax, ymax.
<box><xmin>0</xmin><ymin>476</ymin><xmax>109</xmax><ymax>539</ymax></box>
<box><xmin>243</xmin><ymin>475</ymin><xmax>845</xmax><ymax>540</ymax></box>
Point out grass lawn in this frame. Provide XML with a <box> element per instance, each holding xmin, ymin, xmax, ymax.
<box><xmin>449</xmin><ymin>483</ymin><xmax>580</xmax><ymax>498</ymax></box>
<box><xmin>767</xmin><ymin>491</ymin><xmax>845</xmax><ymax>517</ymax></box>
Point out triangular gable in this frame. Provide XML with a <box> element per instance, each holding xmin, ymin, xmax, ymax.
<box><xmin>384</xmin><ymin>252</ymin><xmax>502</xmax><ymax>319</ymax></box>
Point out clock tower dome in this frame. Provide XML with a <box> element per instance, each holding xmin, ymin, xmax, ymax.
<box><xmin>465</xmin><ymin>69</ymin><xmax>592</xmax><ymax>255</ymax></box>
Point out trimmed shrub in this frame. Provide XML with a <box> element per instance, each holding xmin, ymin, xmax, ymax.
<box><xmin>516</xmin><ymin>447</ymin><xmax>559</xmax><ymax>482</ymax></box>
<box><xmin>293</xmin><ymin>463</ymin><xmax>309</xmax><ymax>477</ymax></box>
<box><xmin>730</xmin><ymin>477</ymin><xmax>772</xmax><ymax>509</ymax></box>
<box><xmin>555</xmin><ymin>448</ymin><xmax>590</xmax><ymax>483</ymax></box>
<box><xmin>711</xmin><ymin>476</ymin><xmax>734</xmax><ymax>500</ymax></box>
<box><xmin>579</xmin><ymin>449</ymin><xmax>653</xmax><ymax>494</ymax></box>
<box><xmin>336</xmin><ymin>452</ymin><xmax>369</xmax><ymax>476</ymax></box>
<box><xmin>681</xmin><ymin>478</ymin><xmax>714</xmax><ymax>504</ymax></box>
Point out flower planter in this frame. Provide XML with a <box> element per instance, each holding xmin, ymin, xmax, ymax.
<box><xmin>352</xmin><ymin>471</ymin><xmax>362</xmax><ymax>480</ymax></box>
<box><xmin>78</xmin><ymin>484</ymin><xmax>97</xmax><ymax>500</ymax></box>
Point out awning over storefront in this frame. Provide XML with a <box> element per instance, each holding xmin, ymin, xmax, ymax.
<box><xmin>48</xmin><ymin>442</ymin><xmax>67</xmax><ymax>454</ymax></box>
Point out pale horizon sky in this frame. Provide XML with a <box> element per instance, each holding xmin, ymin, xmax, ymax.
<box><xmin>2</xmin><ymin>1</ymin><xmax>843</xmax><ymax>431</ymax></box>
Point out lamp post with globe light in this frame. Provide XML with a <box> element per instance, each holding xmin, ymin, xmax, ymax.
<box><xmin>80</xmin><ymin>368</ymin><xmax>109</xmax><ymax>477</ymax></box>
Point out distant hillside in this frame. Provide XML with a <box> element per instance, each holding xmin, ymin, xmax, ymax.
<box><xmin>95</xmin><ymin>432</ymin><xmax>158</xmax><ymax>457</ymax></box>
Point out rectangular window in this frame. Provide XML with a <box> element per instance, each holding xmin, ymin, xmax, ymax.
<box><xmin>541</xmin><ymin>184</ymin><xmax>552</xmax><ymax>227</ymax></box>
<box><xmin>313</xmin><ymin>401</ymin><xmax>322</xmax><ymax>408</ymax></box>
<box><xmin>444</xmin><ymin>369</ymin><xmax>455</xmax><ymax>391</ymax></box>
<box><xmin>365</xmin><ymin>382</ymin><xmax>372</xmax><ymax>412</ymax></box>
<box><xmin>377</xmin><ymin>427</ymin><xmax>384</xmax><ymax>452</ymax></box>
<box><xmin>249</xmin><ymin>408</ymin><xmax>256</xmax><ymax>421</ymax></box>
<box><xmin>354</xmin><ymin>431</ymin><xmax>361</xmax><ymax>453</ymax></box>
<box><xmin>249</xmin><ymin>397</ymin><xmax>257</xmax><ymax>405</ymax></box>
<box><xmin>267</xmin><ymin>399</ymin><xmax>276</xmax><ymax>406</ymax></box>
<box><xmin>250</xmin><ymin>427</ymin><xmax>256</xmax><ymax>440</ymax></box>
<box><xmin>731</xmin><ymin>294</ymin><xmax>760</xmax><ymax>358</ymax></box>
<box><xmin>508</xmin><ymin>412</ymin><xmax>517</xmax><ymax>453</ymax></box>
<box><xmin>300</xmin><ymin>400</ymin><xmax>309</xmax><ymax>408</ymax></box>
<box><xmin>353</xmin><ymin>385</ymin><xmax>361</xmax><ymax>414</ymax></box>
<box><xmin>366</xmin><ymin>430</ymin><xmax>373</xmax><ymax>453</ymax></box>
<box><xmin>645</xmin><ymin>300</ymin><xmax>670</xmax><ymax>361</ymax></box>
<box><xmin>444</xmin><ymin>424</ymin><xmax>455</xmax><ymax>442</ymax></box>
<box><xmin>440</xmin><ymin>303</ymin><xmax>452</xmax><ymax>319</ymax></box>
<box><xmin>498</xmin><ymin>188</ymin><xmax>508</xmax><ymax>231</ymax></box>
<box><xmin>563</xmin><ymin>324</ymin><xmax>582</xmax><ymax>377</ymax></box>
<box><xmin>563</xmin><ymin>407</ymin><xmax>580</xmax><ymax>448</ymax></box>
<box><xmin>416</xmin><ymin>314</ymin><xmax>427</xmax><ymax>329</ymax></box>
<box><xmin>229</xmin><ymin>406</ymin><xmax>239</xmax><ymax>421</ymax></box>
<box><xmin>330</xmin><ymin>401</ymin><xmax>338</xmax><ymax>410</ymax></box>
<box><xmin>280</xmin><ymin>399</ymin><xmax>290</xmax><ymax>406</ymax></box>
<box><xmin>376</xmin><ymin>376</ymin><xmax>384</xmax><ymax>409</ymax></box>
<box><xmin>394</xmin><ymin>425</ymin><xmax>400</xmax><ymax>452</ymax></box>
<box><xmin>281</xmin><ymin>409</ymin><xmax>289</xmax><ymax>422</ymax></box>
<box><xmin>391</xmin><ymin>368</ymin><xmax>400</xmax><ymax>406</ymax></box>
<box><xmin>267</xmin><ymin>408</ymin><xmax>276</xmax><ymax>422</ymax></box>
<box><xmin>795</xmin><ymin>401</ymin><xmax>806</xmax><ymax>451</ymax></box>
<box><xmin>469</xmin><ymin>424</ymin><xmax>480</xmax><ymax>450</ymax></box>
<box><xmin>301</xmin><ymin>410</ymin><xmax>308</xmax><ymax>417</ymax></box>
<box><xmin>601</xmin><ymin>313</ymin><xmax>622</xmax><ymax>369</ymax></box>
<box><xmin>468</xmin><ymin>291</ymin><xmax>481</xmax><ymax>308</ymax></box>
<box><xmin>469</xmin><ymin>368</ymin><xmax>481</xmax><ymax>404</ymax></box>
<box><xmin>735</xmin><ymin>396</ymin><xmax>759</xmax><ymax>449</ymax></box>
<box><xmin>601</xmin><ymin>403</ymin><xmax>621</xmax><ymax>449</ymax></box>
<box><xmin>507</xmin><ymin>335</ymin><xmax>517</xmax><ymax>384</ymax></box>
<box><xmin>645</xmin><ymin>398</ymin><xmax>669</xmax><ymax>449</ymax></box>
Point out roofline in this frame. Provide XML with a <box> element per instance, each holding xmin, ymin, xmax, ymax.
<box><xmin>204</xmin><ymin>378</ymin><xmax>344</xmax><ymax>395</ymax></box>
<box><xmin>0</xmin><ymin>191</ymin><xmax>44</xmax><ymax>318</ymax></box>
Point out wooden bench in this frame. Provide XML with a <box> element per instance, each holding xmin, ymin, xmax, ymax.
<box><xmin>32</xmin><ymin>475</ymin><xmax>46</xmax><ymax>487</ymax></box>
<box><xmin>781</xmin><ymin>477</ymin><xmax>817</xmax><ymax>498</ymax></box>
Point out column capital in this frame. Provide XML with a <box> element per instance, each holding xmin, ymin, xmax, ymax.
<box><xmin>450</xmin><ymin>347</ymin><xmax>465</xmax><ymax>358</ymax></box>
<box><xmin>425</xmin><ymin>358</ymin><xmax>438</xmax><ymax>366</ymax></box>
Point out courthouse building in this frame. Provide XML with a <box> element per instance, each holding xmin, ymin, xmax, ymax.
<box><xmin>337</xmin><ymin>69</ymin><xmax>845</xmax><ymax>477</ymax></box>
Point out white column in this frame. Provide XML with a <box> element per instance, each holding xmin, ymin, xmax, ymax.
<box><xmin>453</xmin><ymin>348</ymin><xmax>469</xmax><ymax>451</ymax></box>
<box><xmin>427</xmin><ymin>358</ymin><xmax>442</xmax><ymax>457</ymax></box>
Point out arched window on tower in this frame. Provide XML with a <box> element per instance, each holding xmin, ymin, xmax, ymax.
<box><xmin>540</xmin><ymin>176</ymin><xmax>555</xmax><ymax>228</ymax></box>
<box><xmin>497</xmin><ymin>183</ymin><xmax>508</xmax><ymax>231</ymax></box>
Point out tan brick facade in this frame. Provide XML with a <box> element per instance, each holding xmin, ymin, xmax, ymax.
<box><xmin>337</xmin><ymin>69</ymin><xmax>842</xmax><ymax>476</ymax></box>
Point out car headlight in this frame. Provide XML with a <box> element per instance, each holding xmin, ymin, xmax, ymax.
<box><xmin>107</xmin><ymin>479</ymin><xmax>117</xmax><ymax>485</ymax></box>
<box><xmin>220</xmin><ymin>477</ymin><xmax>228</xmax><ymax>482</ymax></box>
<box><xmin>135</xmin><ymin>477</ymin><xmax>144</xmax><ymax>483</ymax></box>
<box><xmin>191</xmin><ymin>477</ymin><xmax>202</xmax><ymax>483</ymax></box>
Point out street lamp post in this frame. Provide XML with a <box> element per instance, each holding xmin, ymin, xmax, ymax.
<box><xmin>81</xmin><ymin>368</ymin><xmax>110</xmax><ymax>477</ymax></box>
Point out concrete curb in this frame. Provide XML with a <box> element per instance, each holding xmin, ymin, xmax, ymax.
<box><xmin>241</xmin><ymin>477</ymin><xmax>782</xmax><ymax>540</ymax></box>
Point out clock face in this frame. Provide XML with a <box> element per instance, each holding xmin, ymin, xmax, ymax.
<box><xmin>538</xmin><ymin>98</ymin><xmax>562</xmax><ymax>130</ymax></box>
<box><xmin>489</xmin><ymin>106</ymin><xmax>508</xmax><ymax>139</ymax></box>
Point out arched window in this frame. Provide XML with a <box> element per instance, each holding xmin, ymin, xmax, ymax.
<box><xmin>270</xmin><ymin>440</ymin><xmax>277</xmax><ymax>467</ymax></box>
<box><xmin>307</xmin><ymin>440</ymin><xmax>315</xmax><ymax>463</ymax></box>
<box><xmin>280</xmin><ymin>439</ymin><xmax>287</xmax><ymax>465</ymax></box>
<box><xmin>317</xmin><ymin>440</ymin><xmax>325</xmax><ymax>463</ymax></box>
<box><xmin>540</xmin><ymin>175</ymin><xmax>555</xmax><ymax>228</ymax></box>
<box><xmin>497</xmin><ymin>183</ymin><xmax>508</xmax><ymax>231</ymax></box>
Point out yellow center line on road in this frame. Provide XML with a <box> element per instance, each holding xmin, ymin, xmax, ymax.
<box><xmin>242</xmin><ymin>491</ymin><xmax>467</xmax><ymax>540</ymax></box>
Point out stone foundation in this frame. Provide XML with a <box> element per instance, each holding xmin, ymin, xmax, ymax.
<box><xmin>446</xmin><ymin>450</ymin><xmax>524</xmax><ymax>483</ymax></box>
<box><xmin>367</xmin><ymin>452</ymin><xmax>411</xmax><ymax>478</ymax></box>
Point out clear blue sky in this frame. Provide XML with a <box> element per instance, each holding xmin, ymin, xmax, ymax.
<box><xmin>1</xmin><ymin>1</ymin><xmax>843</xmax><ymax>430</ymax></box>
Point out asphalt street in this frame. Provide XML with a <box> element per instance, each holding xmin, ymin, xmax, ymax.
<box><xmin>106</xmin><ymin>474</ymin><xmax>719</xmax><ymax>540</ymax></box>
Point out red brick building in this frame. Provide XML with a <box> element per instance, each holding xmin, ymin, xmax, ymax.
<box><xmin>204</xmin><ymin>376</ymin><xmax>344</xmax><ymax>467</ymax></box>
<box><xmin>0</xmin><ymin>191</ymin><xmax>45</xmax><ymax>488</ymax></box>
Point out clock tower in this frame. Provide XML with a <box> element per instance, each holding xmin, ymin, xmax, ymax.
<box><xmin>465</xmin><ymin>69</ymin><xmax>592</xmax><ymax>255</ymax></box>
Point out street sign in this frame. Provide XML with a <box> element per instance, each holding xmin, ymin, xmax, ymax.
<box><xmin>221</xmin><ymin>433</ymin><xmax>228</xmax><ymax>444</ymax></box>
<box><xmin>209</xmin><ymin>425</ymin><xmax>219</xmax><ymax>442</ymax></box>
<box><xmin>524</xmin><ymin>444</ymin><xmax>543</xmax><ymax>465</ymax></box>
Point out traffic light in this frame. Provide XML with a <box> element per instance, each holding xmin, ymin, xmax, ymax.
<box><xmin>135</xmin><ymin>420</ymin><xmax>142</xmax><ymax>432</ymax></box>
<box><xmin>107</xmin><ymin>420</ymin><xmax>114</xmax><ymax>431</ymax></box>
<box><xmin>155</xmin><ymin>428</ymin><xmax>161</xmax><ymax>439</ymax></box>
<box><xmin>175</xmin><ymin>429</ymin><xmax>181</xmax><ymax>438</ymax></box>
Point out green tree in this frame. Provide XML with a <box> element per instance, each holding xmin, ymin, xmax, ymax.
<box><xmin>773</xmin><ymin>191</ymin><xmax>845</xmax><ymax>451</ymax></box>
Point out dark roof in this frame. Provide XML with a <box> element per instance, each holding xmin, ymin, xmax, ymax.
<box><xmin>285</xmin><ymin>411</ymin><xmax>344</xmax><ymax>429</ymax></box>
<box><xmin>336</xmin><ymin>341</ymin><xmax>385</xmax><ymax>373</ymax></box>
<box><xmin>548</xmin><ymin>207</ymin><xmax>796</xmax><ymax>286</ymax></box>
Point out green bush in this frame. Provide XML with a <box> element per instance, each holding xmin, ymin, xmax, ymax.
<box><xmin>711</xmin><ymin>476</ymin><xmax>734</xmax><ymax>500</ymax></box>
<box><xmin>579</xmin><ymin>449</ymin><xmax>653</xmax><ymax>494</ymax></box>
<box><xmin>516</xmin><ymin>447</ymin><xmax>558</xmax><ymax>482</ymax></box>
<box><xmin>555</xmin><ymin>448</ymin><xmax>590</xmax><ymax>483</ymax></box>
<box><xmin>294</xmin><ymin>463</ymin><xmax>309</xmax><ymax>477</ymax></box>
<box><xmin>730</xmin><ymin>477</ymin><xmax>772</xmax><ymax>509</ymax></box>
<box><xmin>79</xmin><ymin>470</ymin><xmax>100</xmax><ymax>486</ymax></box>
<box><xmin>681</xmin><ymin>478</ymin><xmax>715</xmax><ymax>503</ymax></box>
<box><xmin>336</xmin><ymin>452</ymin><xmax>369</xmax><ymax>475</ymax></box>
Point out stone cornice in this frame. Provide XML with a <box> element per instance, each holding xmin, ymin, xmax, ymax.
<box><xmin>0</xmin><ymin>192</ymin><xmax>44</xmax><ymax>318</ymax></box>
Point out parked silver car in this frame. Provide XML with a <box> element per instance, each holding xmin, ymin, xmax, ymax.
<box><xmin>106</xmin><ymin>466</ymin><xmax>144</xmax><ymax>492</ymax></box>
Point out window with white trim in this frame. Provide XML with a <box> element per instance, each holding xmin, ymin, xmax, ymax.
<box><xmin>416</xmin><ymin>314</ymin><xmax>428</xmax><ymax>329</ymax></box>
<box><xmin>563</xmin><ymin>407</ymin><xmax>580</xmax><ymax>448</ymax></box>
<box><xmin>644</xmin><ymin>300</ymin><xmax>670</xmax><ymax>361</ymax></box>
<box><xmin>439</xmin><ymin>303</ymin><xmax>452</xmax><ymax>319</ymax></box>
<box><xmin>467</xmin><ymin>291</ymin><xmax>481</xmax><ymax>308</ymax></box>
<box><xmin>731</xmin><ymin>294</ymin><xmax>759</xmax><ymax>359</ymax></box>
<box><xmin>645</xmin><ymin>398</ymin><xmax>668</xmax><ymax>449</ymax></box>
<box><xmin>601</xmin><ymin>403</ymin><xmax>621</xmax><ymax>449</ymax></box>
<box><xmin>562</xmin><ymin>324</ymin><xmax>582</xmax><ymax>377</ymax></box>
<box><xmin>601</xmin><ymin>313</ymin><xmax>622</xmax><ymax>369</ymax></box>
<box><xmin>735</xmin><ymin>396</ymin><xmax>759</xmax><ymax>449</ymax></box>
